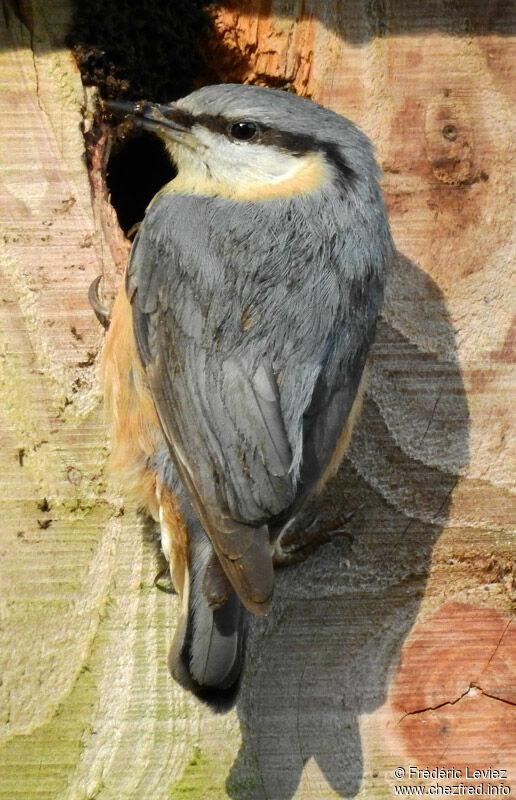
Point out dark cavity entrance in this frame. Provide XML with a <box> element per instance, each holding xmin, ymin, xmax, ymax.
<box><xmin>105</xmin><ymin>132</ymin><xmax>176</xmax><ymax>235</ymax></box>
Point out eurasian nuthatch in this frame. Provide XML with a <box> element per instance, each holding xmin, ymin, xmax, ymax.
<box><xmin>92</xmin><ymin>84</ymin><xmax>393</xmax><ymax>703</ymax></box>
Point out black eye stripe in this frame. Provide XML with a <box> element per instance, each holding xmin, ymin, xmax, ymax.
<box><xmin>170</xmin><ymin>110</ymin><xmax>314</xmax><ymax>154</ymax></box>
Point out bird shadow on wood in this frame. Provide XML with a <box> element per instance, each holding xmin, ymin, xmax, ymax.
<box><xmin>226</xmin><ymin>252</ymin><xmax>470</xmax><ymax>799</ymax></box>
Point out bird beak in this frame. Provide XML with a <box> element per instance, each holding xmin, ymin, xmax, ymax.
<box><xmin>104</xmin><ymin>99</ymin><xmax>193</xmax><ymax>141</ymax></box>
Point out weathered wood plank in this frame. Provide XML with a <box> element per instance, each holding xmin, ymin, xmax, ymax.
<box><xmin>0</xmin><ymin>1</ymin><xmax>514</xmax><ymax>798</ymax></box>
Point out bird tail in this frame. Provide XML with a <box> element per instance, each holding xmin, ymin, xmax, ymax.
<box><xmin>168</xmin><ymin>520</ymin><xmax>247</xmax><ymax>707</ymax></box>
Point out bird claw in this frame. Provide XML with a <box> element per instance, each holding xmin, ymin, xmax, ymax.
<box><xmin>154</xmin><ymin>567</ymin><xmax>177</xmax><ymax>594</ymax></box>
<box><xmin>88</xmin><ymin>275</ymin><xmax>111</xmax><ymax>329</ymax></box>
<box><xmin>272</xmin><ymin>505</ymin><xmax>361</xmax><ymax>567</ymax></box>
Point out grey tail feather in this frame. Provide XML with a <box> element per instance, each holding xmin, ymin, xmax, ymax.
<box><xmin>168</xmin><ymin>523</ymin><xmax>247</xmax><ymax>709</ymax></box>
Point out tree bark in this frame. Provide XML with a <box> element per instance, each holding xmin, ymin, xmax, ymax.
<box><xmin>0</xmin><ymin>1</ymin><xmax>514</xmax><ymax>799</ymax></box>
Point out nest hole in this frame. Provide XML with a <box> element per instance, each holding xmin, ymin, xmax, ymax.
<box><xmin>106</xmin><ymin>132</ymin><xmax>176</xmax><ymax>235</ymax></box>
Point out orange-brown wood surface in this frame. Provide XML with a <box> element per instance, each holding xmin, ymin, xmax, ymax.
<box><xmin>0</xmin><ymin>2</ymin><xmax>514</xmax><ymax>799</ymax></box>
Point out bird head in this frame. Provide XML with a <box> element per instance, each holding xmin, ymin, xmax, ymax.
<box><xmin>106</xmin><ymin>84</ymin><xmax>379</xmax><ymax>201</ymax></box>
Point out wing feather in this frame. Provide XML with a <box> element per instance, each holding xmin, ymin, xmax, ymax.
<box><xmin>128</xmin><ymin>203</ymin><xmax>296</xmax><ymax>609</ymax></box>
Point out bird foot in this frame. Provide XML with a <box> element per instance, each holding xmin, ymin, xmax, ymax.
<box><xmin>272</xmin><ymin>506</ymin><xmax>360</xmax><ymax>567</ymax></box>
<box><xmin>154</xmin><ymin>567</ymin><xmax>177</xmax><ymax>594</ymax></box>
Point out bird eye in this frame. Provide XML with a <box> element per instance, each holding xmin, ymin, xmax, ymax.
<box><xmin>229</xmin><ymin>121</ymin><xmax>260</xmax><ymax>141</ymax></box>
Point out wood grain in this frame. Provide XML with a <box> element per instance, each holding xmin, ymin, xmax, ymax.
<box><xmin>0</xmin><ymin>1</ymin><xmax>514</xmax><ymax>798</ymax></box>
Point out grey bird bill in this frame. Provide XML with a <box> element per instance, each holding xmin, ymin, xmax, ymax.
<box><xmin>103</xmin><ymin>98</ymin><xmax>189</xmax><ymax>137</ymax></box>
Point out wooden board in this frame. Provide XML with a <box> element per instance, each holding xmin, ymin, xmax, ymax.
<box><xmin>0</xmin><ymin>1</ymin><xmax>514</xmax><ymax>798</ymax></box>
